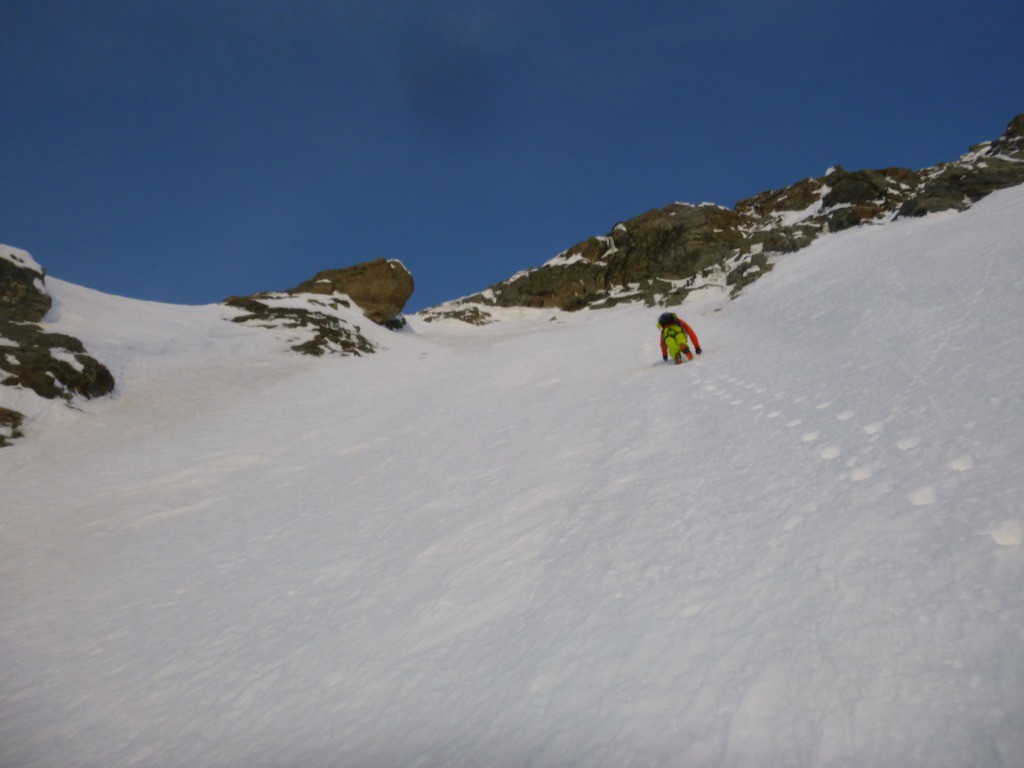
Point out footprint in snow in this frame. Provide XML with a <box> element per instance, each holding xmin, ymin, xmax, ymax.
<box><xmin>850</xmin><ymin>464</ymin><xmax>874</xmax><ymax>481</ymax></box>
<box><xmin>988</xmin><ymin>521</ymin><xmax>1022</xmax><ymax>546</ymax></box>
<box><xmin>909</xmin><ymin>486</ymin><xmax>937</xmax><ymax>506</ymax></box>
<box><xmin>949</xmin><ymin>454</ymin><xmax>974</xmax><ymax>471</ymax></box>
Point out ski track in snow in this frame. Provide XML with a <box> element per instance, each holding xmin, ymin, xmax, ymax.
<box><xmin>1</xmin><ymin>187</ymin><xmax>1023</xmax><ymax>767</ymax></box>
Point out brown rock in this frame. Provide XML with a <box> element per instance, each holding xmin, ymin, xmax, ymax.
<box><xmin>1</xmin><ymin>248</ymin><xmax>52</xmax><ymax>323</ymax></box>
<box><xmin>290</xmin><ymin>259</ymin><xmax>414</xmax><ymax>326</ymax></box>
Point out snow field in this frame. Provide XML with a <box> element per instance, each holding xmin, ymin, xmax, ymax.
<box><xmin>1</xmin><ymin>186</ymin><xmax>1023</xmax><ymax>766</ymax></box>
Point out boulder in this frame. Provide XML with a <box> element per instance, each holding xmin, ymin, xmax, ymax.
<box><xmin>224</xmin><ymin>258</ymin><xmax>415</xmax><ymax>356</ymax></box>
<box><xmin>290</xmin><ymin>259</ymin><xmax>414</xmax><ymax>327</ymax></box>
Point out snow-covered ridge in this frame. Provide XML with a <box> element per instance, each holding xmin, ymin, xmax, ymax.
<box><xmin>425</xmin><ymin>113</ymin><xmax>1024</xmax><ymax>319</ymax></box>
<box><xmin>1</xmin><ymin>244</ymin><xmax>43</xmax><ymax>274</ymax></box>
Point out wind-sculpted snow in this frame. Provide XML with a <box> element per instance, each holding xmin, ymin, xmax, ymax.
<box><xmin>1</xmin><ymin>188</ymin><xmax>1022</xmax><ymax>766</ymax></box>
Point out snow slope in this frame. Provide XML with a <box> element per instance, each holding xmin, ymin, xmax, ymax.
<box><xmin>2</xmin><ymin>187</ymin><xmax>1023</xmax><ymax>767</ymax></box>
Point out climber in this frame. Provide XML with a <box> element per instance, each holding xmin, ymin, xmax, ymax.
<box><xmin>657</xmin><ymin>312</ymin><xmax>702</xmax><ymax>364</ymax></box>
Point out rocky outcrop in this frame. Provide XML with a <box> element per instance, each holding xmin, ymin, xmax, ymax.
<box><xmin>0</xmin><ymin>406</ymin><xmax>24</xmax><ymax>448</ymax></box>
<box><xmin>0</xmin><ymin>245</ymin><xmax>116</xmax><ymax>446</ymax></box>
<box><xmin>898</xmin><ymin>114</ymin><xmax>1024</xmax><ymax>217</ymax></box>
<box><xmin>0</xmin><ymin>321</ymin><xmax>115</xmax><ymax>400</ymax></box>
<box><xmin>420</xmin><ymin>304</ymin><xmax>497</xmax><ymax>325</ymax></box>
<box><xmin>224</xmin><ymin>292</ymin><xmax>378</xmax><ymax>357</ymax></box>
<box><xmin>1</xmin><ymin>248</ymin><xmax>52</xmax><ymax>322</ymax></box>
<box><xmin>224</xmin><ymin>259</ymin><xmax>414</xmax><ymax>356</ymax></box>
<box><xmin>290</xmin><ymin>259</ymin><xmax>414</xmax><ymax>328</ymax></box>
<box><xmin>428</xmin><ymin>113</ymin><xmax>1024</xmax><ymax>319</ymax></box>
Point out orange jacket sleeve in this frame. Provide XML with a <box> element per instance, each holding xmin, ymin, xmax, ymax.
<box><xmin>680</xmin><ymin>320</ymin><xmax>700</xmax><ymax>350</ymax></box>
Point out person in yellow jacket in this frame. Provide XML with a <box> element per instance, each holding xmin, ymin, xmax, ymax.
<box><xmin>657</xmin><ymin>312</ymin><xmax>702</xmax><ymax>364</ymax></box>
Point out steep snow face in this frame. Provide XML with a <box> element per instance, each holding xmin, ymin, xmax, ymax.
<box><xmin>1</xmin><ymin>187</ymin><xmax>1023</xmax><ymax>767</ymax></box>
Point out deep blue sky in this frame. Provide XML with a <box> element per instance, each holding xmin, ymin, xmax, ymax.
<box><xmin>3</xmin><ymin>1</ymin><xmax>1022</xmax><ymax>312</ymax></box>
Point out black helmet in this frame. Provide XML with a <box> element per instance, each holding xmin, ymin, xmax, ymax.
<box><xmin>657</xmin><ymin>312</ymin><xmax>676</xmax><ymax>327</ymax></box>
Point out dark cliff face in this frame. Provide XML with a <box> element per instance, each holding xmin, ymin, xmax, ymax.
<box><xmin>430</xmin><ymin>113</ymin><xmax>1024</xmax><ymax>318</ymax></box>
<box><xmin>0</xmin><ymin>249</ymin><xmax>52</xmax><ymax>323</ymax></box>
